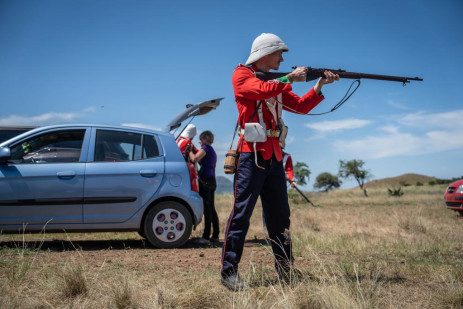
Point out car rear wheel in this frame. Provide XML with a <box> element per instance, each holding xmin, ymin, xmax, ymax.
<box><xmin>144</xmin><ymin>201</ymin><xmax>192</xmax><ymax>248</ymax></box>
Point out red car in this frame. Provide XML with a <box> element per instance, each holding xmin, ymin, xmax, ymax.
<box><xmin>444</xmin><ymin>179</ymin><xmax>463</xmax><ymax>215</ymax></box>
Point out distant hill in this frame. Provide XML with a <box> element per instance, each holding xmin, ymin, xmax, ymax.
<box><xmin>216</xmin><ymin>176</ymin><xmax>233</xmax><ymax>194</ymax></box>
<box><xmin>215</xmin><ymin>173</ymin><xmax>455</xmax><ymax>194</ymax></box>
<box><xmin>364</xmin><ymin>173</ymin><xmax>437</xmax><ymax>188</ymax></box>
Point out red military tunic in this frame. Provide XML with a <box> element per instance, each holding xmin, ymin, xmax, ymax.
<box><xmin>176</xmin><ymin>136</ymin><xmax>198</xmax><ymax>155</ymax></box>
<box><xmin>232</xmin><ymin>64</ymin><xmax>324</xmax><ymax>161</ymax></box>
<box><xmin>283</xmin><ymin>152</ymin><xmax>294</xmax><ymax>182</ymax></box>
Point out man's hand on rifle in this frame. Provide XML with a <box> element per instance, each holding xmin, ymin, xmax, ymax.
<box><xmin>287</xmin><ymin>177</ymin><xmax>297</xmax><ymax>188</ymax></box>
<box><xmin>286</xmin><ymin>67</ymin><xmax>308</xmax><ymax>83</ymax></box>
<box><xmin>319</xmin><ymin>70</ymin><xmax>340</xmax><ymax>85</ymax></box>
<box><xmin>313</xmin><ymin>70</ymin><xmax>340</xmax><ymax>95</ymax></box>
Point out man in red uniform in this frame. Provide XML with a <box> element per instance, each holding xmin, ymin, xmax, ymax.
<box><xmin>176</xmin><ymin>124</ymin><xmax>200</xmax><ymax>192</ymax></box>
<box><xmin>283</xmin><ymin>151</ymin><xmax>297</xmax><ymax>188</ymax></box>
<box><xmin>176</xmin><ymin>124</ymin><xmax>199</xmax><ymax>157</ymax></box>
<box><xmin>221</xmin><ymin>33</ymin><xmax>339</xmax><ymax>291</ymax></box>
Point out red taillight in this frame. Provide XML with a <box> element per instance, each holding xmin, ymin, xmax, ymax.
<box><xmin>187</xmin><ymin>162</ymin><xmax>199</xmax><ymax>192</ymax></box>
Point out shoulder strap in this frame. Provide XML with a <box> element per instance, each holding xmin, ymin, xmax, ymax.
<box><xmin>228</xmin><ymin>122</ymin><xmax>239</xmax><ymax>150</ymax></box>
<box><xmin>277</xmin><ymin>93</ymin><xmax>283</xmax><ymax>119</ymax></box>
<box><xmin>257</xmin><ymin>100</ymin><xmax>264</xmax><ymax>126</ymax></box>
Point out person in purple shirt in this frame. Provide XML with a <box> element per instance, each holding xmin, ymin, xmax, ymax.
<box><xmin>189</xmin><ymin>130</ymin><xmax>219</xmax><ymax>244</ymax></box>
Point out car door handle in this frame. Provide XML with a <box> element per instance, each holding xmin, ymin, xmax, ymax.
<box><xmin>57</xmin><ymin>171</ymin><xmax>76</xmax><ymax>179</ymax></box>
<box><xmin>140</xmin><ymin>169</ymin><xmax>157</xmax><ymax>177</ymax></box>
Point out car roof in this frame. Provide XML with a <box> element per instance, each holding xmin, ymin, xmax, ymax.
<box><xmin>0</xmin><ymin>124</ymin><xmax>173</xmax><ymax>147</ymax></box>
<box><xmin>0</xmin><ymin>126</ymin><xmax>38</xmax><ymax>130</ymax></box>
<box><xmin>0</xmin><ymin>97</ymin><xmax>223</xmax><ymax>145</ymax></box>
<box><xmin>33</xmin><ymin>124</ymin><xmax>172</xmax><ymax>136</ymax></box>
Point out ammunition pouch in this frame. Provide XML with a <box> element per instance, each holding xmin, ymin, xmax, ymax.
<box><xmin>243</xmin><ymin>123</ymin><xmax>267</xmax><ymax>142</ymax></box>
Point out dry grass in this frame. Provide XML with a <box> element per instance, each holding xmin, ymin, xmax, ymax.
<box><xmin>1</xmin><ymin>184</ymin><xmax>463</xmax><ymax>308</ymax></box>
<box><xmin>62</xmin><ymin>263</ymin><xmax>88</xmax><ymax>297</ymax></box>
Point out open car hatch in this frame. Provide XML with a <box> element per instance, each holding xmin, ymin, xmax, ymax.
<box><xmin>164</xmin><ymin>98</ymin><xmax>223</xmax><ymax>137</ymax></box>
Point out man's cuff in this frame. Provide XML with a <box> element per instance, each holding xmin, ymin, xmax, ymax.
<box><xmin>313</xmin><ymin>89</ymin><xmax>323</xmax><ymax>97</ymax></box>
<box><xmin>277</xmin><ymin>76</ymin><xmax>291</xmax><ymax>84</ymax></box>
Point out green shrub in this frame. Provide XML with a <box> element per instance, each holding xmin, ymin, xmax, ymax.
<box><xmin>388</xmin><ymin>187</ymin><xmax>404</xmax><ymax>197</ymax></box>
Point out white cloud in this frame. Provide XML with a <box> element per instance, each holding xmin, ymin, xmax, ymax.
<box><xmin>398</xmin><ymin>110</ymin><xmax>463</xmax><ymax>129</ymax></box>
<box><xmin>425</xmin><ymin>130</ymin><xmax>463</xmax><ymax>151</ymax></box>
<box><xmin>83</xmin><ymin>106</ymin><xmax>98</xmax><ymax>113</ymax></box>
<box><xmin>379</xmin><ymin>125</ymin><xmax>400</xmax><ymax>134</ymax></box>
<box><xmin>122</xmin><ymin>123</ymin><xmax>162</xmax><ymax>131</ymax></box>
<box><xmin>303</xmin><ymin>132</ymin><xmax>328</xmax><ymax>142</ymax></box>
<box><xmin>330</xmin><ymin>109</ymin><xmax>463</xmax><ymax>159</ymax></box>
<box><xmin>333</xmin><ymin>131</ymin><xmax>421</xmax><ymax>158</ymax></box>
<box><xmin>387</xmin><ymin>99</ymin><xmax>409</xmax><ymax>110</ymax></box>
<box><xmin>0</xmin><ymin>107</ymin><xmax>100</xmax><ymax>126</ymax></box>
<box><xmin>333</xmin><ymin>127</ymin><xmax>463</xmax><ymax>159</ymax></box>
<box><xmin>285</xmin><ymin>135</ymin><xmax>295</xmax><ymax>145</ymax></box>
<box><xmin>305</xmin><ymin>118</ymin><xmax>372</xmax><ymax>132</ymax></box>
<box><xmin>0</xmin><ymin>112</ymin><xmax>80</xmax><ymax>126</ymax></box>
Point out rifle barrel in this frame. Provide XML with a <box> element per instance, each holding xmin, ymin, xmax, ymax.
<box><xmin>322</xmin><ymin>69</ymin><xmax>423</xmax><ymax>83</ymax></box>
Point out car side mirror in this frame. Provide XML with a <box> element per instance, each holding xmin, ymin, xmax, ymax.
<box><xmin>0</xmin><ymin>146</ymin><xmax>11</xmax><ymax>164</ymax></box>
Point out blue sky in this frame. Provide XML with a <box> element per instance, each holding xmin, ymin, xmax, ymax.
<box><xmin>1</xmin><ymin>0</ymin><xmax>462</xmax><ymax>189</ymax></box>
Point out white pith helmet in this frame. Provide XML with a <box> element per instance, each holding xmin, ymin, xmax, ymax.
<box><xmin>180</xmin><ymin>124</ymin><xmax>197</xmax><ymax>139</ymax></box>
<box><xmin>245</xmin><ymin>33</ymin><xmax>289</xmax><ymax>66</ymax></box>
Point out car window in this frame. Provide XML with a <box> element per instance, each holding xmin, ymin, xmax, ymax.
<box><xmin>143</xmin><ymin>134</ymin><xmax>160</xmax><ymax>158</ymax></box>
<box><xmin>0</xmin><ymin>129</ymin><xmax>32</xmax><ymax>143</ymax></box>
<box><xmin>9</xmin><ymin>129</ymin><xmax>85</xmax><ymax>164</ymax></box>
<box><xmin>94</xmin><ymin>130</ymin><xmax>160</xmax><ymax>162</ymax></box>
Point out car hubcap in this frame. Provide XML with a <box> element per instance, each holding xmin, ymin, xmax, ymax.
<box><xmin>152</xmin><ymin>208</ymin><xmax>186</xmax><ymax>243</ymax></box>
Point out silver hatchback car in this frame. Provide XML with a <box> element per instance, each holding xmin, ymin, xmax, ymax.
<box><xmin>0</xmin><ymin>99</ymin><xmax>222</xmax><ymax>248</ymax></box>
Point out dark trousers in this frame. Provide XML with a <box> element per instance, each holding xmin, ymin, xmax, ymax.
<box><xmin>199</xmin><ymin>177</ymin><xmax>219</xmax><ymax>240</ymax></box>
<box><xmin>221</xmin><ymin>152</ymin><xmax>293</xmax><ymax>277</ymax></box>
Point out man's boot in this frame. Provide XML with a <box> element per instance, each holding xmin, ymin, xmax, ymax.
<box><xmin>221</xmin><ymin>273</ymin><xmax>246</xmax><ymax>291</ymax></box>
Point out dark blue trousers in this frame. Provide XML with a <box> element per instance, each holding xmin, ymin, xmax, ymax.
<box><xmin>199</xmin><ymin>177</ymin><xmax>219</xmax><ymax>240</ymax></box>
<box><xmin>221</xmin><ymin>152</ymin><xmax>293</xmax><ymax>277</ymax></box>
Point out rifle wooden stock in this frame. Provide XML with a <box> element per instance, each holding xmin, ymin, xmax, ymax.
<box><xmin>255</xmin><ymin>67</ymin><xmax>423</xmax><ymax>85</ymax></box>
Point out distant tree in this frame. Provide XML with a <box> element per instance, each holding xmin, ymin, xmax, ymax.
<box><xmin>339</xmin><ymin>159</ymin><xmax>372</xmax><ymax>197</ymax></box>
<box><xmin>314</xmin><ymin>172</ymin><xmax>342</xmax><ymax>192</ymax></box>
<box><xmin>293</xmin><ymin>162</ymin><xmax>311</xmax><ymax>186</ymax></box>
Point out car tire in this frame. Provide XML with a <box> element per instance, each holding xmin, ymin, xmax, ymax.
<box><xmin>143</xmin><ymin>201</ymin><xmax>192</xmax><ymax>248</ymax></box>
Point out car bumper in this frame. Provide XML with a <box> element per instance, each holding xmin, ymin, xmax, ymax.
<box><xmin>188</xmin><ymin>191</ymin><xmax>204</xmax><ymax>226</ymax></box>
<box><xmin>445</xmin><ymin>201</ymin><xmax>463</xmax><ymax>210</ymax></box>
<box><xmin>445</xmin><ymin>194</ymin><xmax>463</xmax><ymax>210</ymax></box>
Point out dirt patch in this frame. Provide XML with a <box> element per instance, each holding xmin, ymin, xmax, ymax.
<box><xmin>0</xmin><ymin>235</ymin><xmax>279</xmax><ymax>281</ymax></box>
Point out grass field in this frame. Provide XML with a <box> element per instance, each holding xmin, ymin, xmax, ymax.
<box><xmin>1</xmin><ymin>184</ymin><xmax>462</xmax><ymax>308</ymax></box>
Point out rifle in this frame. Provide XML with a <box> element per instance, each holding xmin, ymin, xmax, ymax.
<box><xmin>255</xmin><ymin>66</ymin><xmax>423</xmax><ymax>85</ymax></box>
<box><xmin>287</xmin><ymin>179</ymin><xmax>317</xmax><ymax>207</ymax></box>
